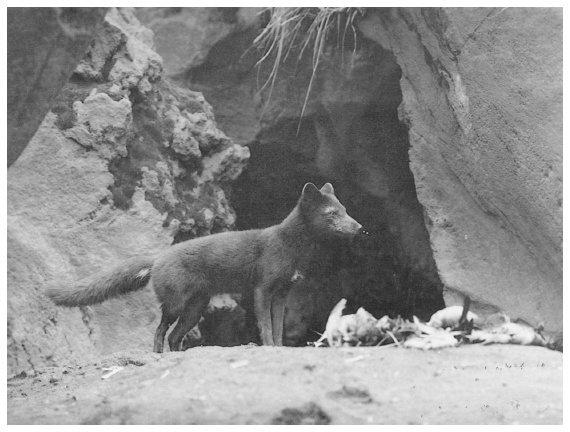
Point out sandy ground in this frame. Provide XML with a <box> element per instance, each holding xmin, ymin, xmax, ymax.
<box><xmin>7</xmin><ymin>344</ymin><xmax>562</xmax><ymax>425</ymax></box>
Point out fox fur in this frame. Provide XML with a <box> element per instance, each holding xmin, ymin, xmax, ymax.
<box><xmin>46</xmin><ymin>182</ymin><xmax>363</xmax><ymax>352</ymax></box>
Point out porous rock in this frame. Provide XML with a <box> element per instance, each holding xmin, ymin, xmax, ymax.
<box><xmin>7</xmin><ymin>8</ymin><xmax>249</xmax><ymax>375</ymax></box>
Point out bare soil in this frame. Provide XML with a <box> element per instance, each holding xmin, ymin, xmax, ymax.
<box><xmin>7</xmin><ymin>344</ymin><xmax>562</xmax><ymax>425</ymax></box>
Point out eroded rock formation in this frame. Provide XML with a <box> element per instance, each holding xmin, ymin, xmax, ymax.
<box><xmin>7</xmin><ymin>8</ymin><xmax>249</xmax><ymax>374</ymax></box>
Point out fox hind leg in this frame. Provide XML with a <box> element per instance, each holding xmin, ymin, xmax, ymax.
<box><xmin>153</xmin><ymin>308</ymin><xmax>177</xmax><ymax>353</ymax></box>
<box><xmin>167</xmin><ymin>294</ymin><xmax>210</xmax><ymax>352</ymax></box>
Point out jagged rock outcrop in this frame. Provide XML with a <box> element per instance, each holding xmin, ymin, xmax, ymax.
<box><xmin>7</xmin><ymin>8</ymin><xmax>249</xmax><ymax>375</ymax></box>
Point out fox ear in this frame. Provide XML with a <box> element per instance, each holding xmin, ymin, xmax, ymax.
<box><xmin>302</xmin><ymin>182</ymin><xmax>321</xmax><ymax>200</ymax></box>
<box><xmin>320</xmin><ymin>183</ymin><xmax>334</xmax><ymax>195</ymax></box>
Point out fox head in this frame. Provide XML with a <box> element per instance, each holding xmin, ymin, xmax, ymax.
<box><xmin>299</xmin><ymin>182</ymin><xmax>363</xmax><ymax>239</ymax></box>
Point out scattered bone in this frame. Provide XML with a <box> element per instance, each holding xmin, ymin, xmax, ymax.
<box><xmin>101</xmin><ymin>366</ymin><xmax>123</xmax><ymax>379</ymax></box>
<box><xmin>428</xmin><ymin>306</ymin><xmax>480</xmax><ymax>329</ymax></box>
<box><xmin>311</xmin><ymin>297</ymin><xmax>551</xmax><ymax>350</ymax></box>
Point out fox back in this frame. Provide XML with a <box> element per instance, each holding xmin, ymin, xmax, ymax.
<box><xmin>150</xmin><ymin>182</ymin><xmax>362</xmax><ymax>316</ymax></box>
<box><xmin>44</xmin><ymin>182</ymin><xmax>363</xmax><ymax>352</ymax></box>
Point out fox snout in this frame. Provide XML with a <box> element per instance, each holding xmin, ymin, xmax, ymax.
<box><xmin>339</xmin><ymin>213</ymin><xmax>363</xmax><ymax>236</ymax></box>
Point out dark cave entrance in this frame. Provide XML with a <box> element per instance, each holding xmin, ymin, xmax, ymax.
<box><xmin>230</xmin><ymin>115</ymin><xmax>445</xmax><ymax>345</ymax></box>
<box><xmin>186</xmin><ymin>29</ymin><xmax>446</xmax><ymax>346</ymax></box>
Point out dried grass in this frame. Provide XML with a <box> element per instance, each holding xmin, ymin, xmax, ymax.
<box><xmin>253</xmin><ymin>7</ymin><xmax>364</xmax><ymax>127</ymax></box>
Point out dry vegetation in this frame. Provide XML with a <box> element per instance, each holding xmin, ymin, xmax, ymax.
<box><xmin>253</xmin><ymin>7</ymin><xmax>365</xmax><ymax>121</ymax></box>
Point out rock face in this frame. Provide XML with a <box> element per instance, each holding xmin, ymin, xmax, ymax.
<box><xmin>139</xmin><ymin>7</ymin><xmax>562</xmax><ymax>340</ymax></box>
<box><xmin>7</xmin><ymin>7</ymin><xmax>108</xmax><ymax>167</ymax></box>
<box><xmin>7</xmin><ymin>8</ymin><xmax>249</xmax><ymax>375</ymax></box>
<box><xmin>135</xmin><ymin>7</ymin><xmax>261</xmax><ymax>78</ymax></box>
<box><xmin>359</xmin><ymin>8</ymin><xmax>562</xmax><ymax>332</ymax></box>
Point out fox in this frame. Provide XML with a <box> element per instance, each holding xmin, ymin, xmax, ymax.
<box><xmin>46</xmin><ymin>182</ymin><xmax>363</xmax><ymax>352</ymax></box>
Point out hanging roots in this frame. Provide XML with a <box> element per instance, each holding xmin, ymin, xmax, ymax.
<box><xmin>253</xmin><ymin>7</ymin><xmax>365</xmax><ymax>126</ymax></box>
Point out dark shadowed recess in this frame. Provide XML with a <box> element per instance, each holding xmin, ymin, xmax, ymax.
<box><xmin>183</xmin><ymin>21</ymin><xmax>445</xmax><ymax>346</ymax></box>
<box><xmin>231</xmin><ymin>114</ymin><xmax>446</xmax><ymax>344</ymax></box>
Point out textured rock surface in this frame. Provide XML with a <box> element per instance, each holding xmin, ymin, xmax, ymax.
<box><xmin>7</xmin><ymin>8</ymin><xmax>249</xmax><ymax>375</ymax></box>
<box><xmin>135</xmin><ymin>8</ymin><xmax>261</xmax><ymax>78</ymax></box>
<box><xmin>7</xmin><ymin>7</ymin><xmax>108</xmax><ymax>167</ymax></box>
<box><xmin>359</xmin><ymin>8</ymin><xmax>562</xmax><ymax>332</ymax></box>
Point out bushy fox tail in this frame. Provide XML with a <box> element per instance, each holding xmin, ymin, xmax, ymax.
<box><xmin>45</xmin><ymin>256</ymin><xmax>155</xmax><ymax>307</ymax></box>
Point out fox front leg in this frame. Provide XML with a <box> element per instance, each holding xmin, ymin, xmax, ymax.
<box><xmin>254</xmin><ymin>285</ymin><xmax>274</xmax><ymax>346</ymax></box>
<box><xmin>271</xmin><ymin>287</ymin><xmax>289</xmax><ymax>346</ymax></box>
